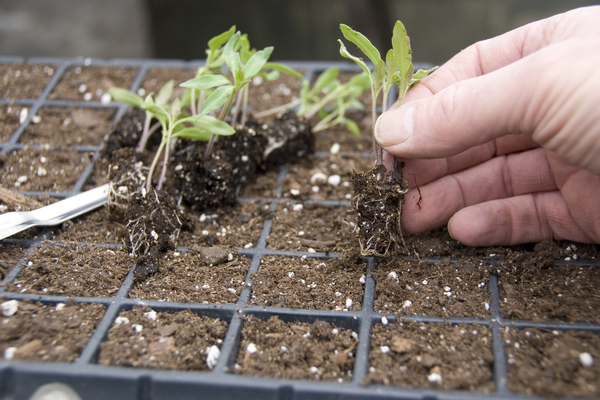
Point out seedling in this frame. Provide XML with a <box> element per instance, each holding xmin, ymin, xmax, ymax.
<box><xmin>255</xmin><ymin>66</ymin><xmax>370</xmax><ymax>136</ymax></box>
<box><xmin>338</xmin><ymin>21</ymin><xmax>436</xmax><ymax>169</ymax></box>
<box><xmin>339</xmin><ymin>21</ymin><xmax>437</xmax><ymax>257</ymax></box>
<box><xmin>109</xmin><ymin>83</ymin><xmax>235</xmax><ymax>192</ymax></box>
<box><xmin>180</xmin><ymin>30</ymin><xmax>275</xmax><ymax>159</ymax></box>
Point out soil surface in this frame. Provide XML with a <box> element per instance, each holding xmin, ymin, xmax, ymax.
<box><xmin>505</xmin><ymin>327</ymin><xmax>600</xmax><ymax>398</ymax></box>
<box><xmin>249</xmin><ymin>254</ymin><xmax>365</xmax><ymax>311</ymax></box>
<box><xmin>98</xmin><ymin>306</ymin><xmax>228</xmax><ymax>371</ymax></box>
<box><xmin>366</xmin><ymin>319</ymin><xmax>494</xmax><ymax>392</ymax></box>
<box><xmin>234</xmin><ymin>314</ymin><xmax>357</xmax><ymax>382</ymax></box>
<box><xmin>1</xmin><ymin>63</ymin><xmax>600</xmax><ymax>399</ymax></box>
<box><xmin>0</xmin><ymin>300</ymin><xmax>105</xmax><ymax>363</ymax></box>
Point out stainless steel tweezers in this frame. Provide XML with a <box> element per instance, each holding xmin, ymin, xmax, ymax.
<box><xmin>0</xmin><ymin>184</ymin><xmax>109</xmax><ymax>240</ymax></box>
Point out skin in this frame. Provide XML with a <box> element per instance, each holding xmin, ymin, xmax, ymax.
<box><xmin>374</xmin><ymin>6</ymin><xmax>600</xmax><ymax>246</ymax></box>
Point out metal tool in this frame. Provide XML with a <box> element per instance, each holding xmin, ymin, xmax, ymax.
<box><xmin>0</xmin><ymin>184</ymin><xmax>110</xmax><ymax>240</ymax></box>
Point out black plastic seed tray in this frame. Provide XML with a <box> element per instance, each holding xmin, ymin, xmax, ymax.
<box><xmin>0</xmin><ymin>56</ymin><xmax>599</xmax><ymax>400</ymax></box>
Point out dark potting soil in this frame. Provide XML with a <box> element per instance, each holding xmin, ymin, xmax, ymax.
<box><xmin>0</xmin><ymin>300</ymin><xmax>105</xmax><ymax>363</ymax></box>
<box><xmin>234</xmin><ymin>315</ymin><xmax>357</xmax><ymax>382</ymax></box>
<box><xmin>98</xmin><ymin>306</ymin><xmax>228</xmax><ymax>371</ymax></box>
<box><xmin>1</xmin><ymin>63</ymin><xmax>599</xmax><ymax>398</ymax></box>
<box><xmin>249</xmin><ymin>254</ymin><xmax>365</xmax><ymax>311</ymax></box>
<box><xmin>366</xmin><ymin>319</ymin><xmax>494</xmax><ymax>392</ymax></box>
<box><xmin>6</xmin><ymin>244</ymin><xmax>131</xmax><ymax>297</ymax></box>
<box><xmin>505</xmin><ymin>327</ymin><xmax>600</xmax><ymax>398</ymax></box>
<box><xmin>0</xmin><ymin>63</ymin><xmax>56</xmax><ymax>100</ymax></box>
<box><xmin>372</xmin><ymin>257</ymin><xmax>491</xmax><ymax>319</ymax></box>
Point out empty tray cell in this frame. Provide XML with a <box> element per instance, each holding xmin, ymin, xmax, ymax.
<box><xmin>128</xmin><ymin>250</ymin><xmax>250</xmax><ymax>304</ymax></box>
<box><xmin>139</xmin><ymin>67</ymin><xmax>195</xmax><ymax>98</ymax></box>
<box><xmin>505</xmin><ymin>327</ymin><xmax>600</xmax><ymax>398</ymax></box>
<box><xmin>373</xmin><ymin>257</ymin><xmax>491</xmax><ymax>318</ymax></box>
<box><xmin>6</xmin><ymin>244</ymin><xmax>131</xmax><ymax>297</ymax></box>
<box><xmin>49</xmin><ymin>66</ymin><xmax>138</xmax><ymax>102</ymax></box>
<box><xmin>0</xmin><ymin>63</ymin><xmax>56</xmax><ymax>100</ymax></box>
<box><xmin>266</xmin><ymin>202</ymin><xmax>354</xmax><ymax>252</ymax></box>
<box><xmin>176</xmin><ymin>200</ymin><xmax>269</xmax><ymax>250</ymax></box>
<box><xmin>498</xmin><ymin>262</ymin><xmax>600</xmax><ymax>323</ymax></box>
<box><xmin>0</xmin><ymin>104</ymin><xmax>26</xmax><ymax>143</ymax></box>
<box><xmin>20</xmin><ymin>106</ymin><xmax>116</xmax><ymax>147</ymax></box>
<box><xmin>0</xmin><ymin>300</ymin><xmax>105</xmax><ymax>363</ymax></box>
<box><xmin>0</xmin><ymin>148</ymin><xmax>93</xmax><ymax>192</ymax></box>
<box><xmin>366</xmin><ymin>319</ymin><xmax>494</xmax><ymax>392</ymax></box>
<box><xmin>246</xmin><ymin>70</ymin><xmax>303</xmax><ymax>115</ymax></box>
<box><xmin>234</xmin><ymin>314</ymin><xmax>358</xmax><ymax>382</ymax></box>
<box><xmin>98</xmin><ymin>306</ymin><xmax>228</xmax><ymax>371</ymax></box>
<box><xmin>312</xmin><ymin>121</ymin><xmax>373</xmax><ymax>154</ymax></box>
<box><xmin>250</xmin><ymin>255</ymin><xmax>365</xmax><ymax>311</ymax></box>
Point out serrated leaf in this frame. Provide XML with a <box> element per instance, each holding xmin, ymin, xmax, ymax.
<box><xmin>108</xmin><ymin>88</ymin><xmax>143</xmax><ymax>107</ymax></box>
<box><xmin>180</xmin><ymin>75</ymin><xmax>231</xmax><ymax>91</ymax></box>
<box><xmin>208</xmin><ymin>25</ymin><xmax>236</xmax><ymax>52</ymax></box>
<box><xmin>338</xmin><ymin>40</ymin><xmax>370</xmax><ymax>77</ymax></box>
<box><xmin>156</xmin><ymin>80</ymin><xmax>174</xmax><ymax>106</ymax></box>
<box><xmin>339</xmin><ymin>24</ymin><xmax>382</xmax><ymax>66</ymax></box>
<box><xmin>373</xmin><ymin>60</ymin><xmax>386</xmax><ymax>88</ymax></box>
<box><xmin>243</xmin><ymin>47</ymin><xmax>274</xmax><ymax>79</ymax></box>
<box><xmin>199</xmin><ymin>85</ymin><xmax>234</xmax><ymax>117</ymax></box>
<box><xmin>263</xmin><ymin>62</ymin><xmax>304</xmax><ymax>79</ymax></box>
<box><xmin>392</xmin><ymin>20</ymin><xmax>412</xmax><ymax>78</ymax></box>
<box><xmin>409</xmin><ymin>66</ymin><xmax>438</xmax><ymax>88</ymax></box>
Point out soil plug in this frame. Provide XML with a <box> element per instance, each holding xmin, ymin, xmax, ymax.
<box><xmin>338</xmin><ymin>21</ymin><xmax>436</xmax><ymax>256</ymax></box>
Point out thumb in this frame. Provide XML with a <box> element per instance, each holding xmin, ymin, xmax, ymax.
<box><xmin>374</xmin><ymin>60</ymin><xmax>534</xmax><ymax>159</ymax></box>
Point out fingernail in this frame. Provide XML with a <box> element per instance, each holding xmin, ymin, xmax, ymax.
<box><xmin>374</xmin><ymin>105</ymin><xmax>414</xmax><ymax>147</ymax></box>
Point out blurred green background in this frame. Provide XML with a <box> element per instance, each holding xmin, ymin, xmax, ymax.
<box><xmin>1</xmin><ymin>0</ymin><xmax>598</xmax><ymax>64</ymax></box>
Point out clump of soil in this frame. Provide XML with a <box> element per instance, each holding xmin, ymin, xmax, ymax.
<box><xmin>234</xmin><ymin>315</ymin><xmax>357</xmax><ymax>381</ymax></box>
<box><xmin>366</xmin><ymin>319</ymin><xmax>494</xmax><ymax>392</ymax></box>
<box><xmin>259</xmin><ymin>110</ymin><xmax>314</xmax><ymax>169</ymax></box>
<box><xmin>172</xmin><ymin>123</ymin><xmax>267</xmax><ymax>211</ymax></box>
<box><xmin>505</xmin><ymin>327</ymin><xmax>600</xmax><ymax>398</ymax></box>
<box><xmin>98</xmin><ymin>306</ymin><xmax>228</xmax><ymax>371</ymax></box>
<box><xmin>352</xmin><ymin>164</ymin><xmax>408</xmax><ymax>256</ymax></box>
<box><xmin>0</xmin><ymin>300</ymin><xmax>105</xmax><ymax>363</ymax></box>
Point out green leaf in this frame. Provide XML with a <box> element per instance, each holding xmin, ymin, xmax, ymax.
<box><xmin>373</xmin><ymin>60</ymin><xmax>386</xmax><ymax>88</ymax></box>
<box><xmin>263</xmin><ymin>70</ymin><xmax>280</xmax><ymax>81</ymax></box>
<box><xmin>243</xmin><ymin>46</ymin><xmax>274</xmax><ymax>79</ymax></box>
<box><xmin>392</xmin><ymin>21</ymin><xmax>412</xmax><ymax>77</ymax></box>
<box><xmin>156</xmin><ymin>80</ymin><xmax>174</xmax><ymax>106</ymax></box>
<box><xmin>223</xmin><ymin>31</ymin><xmax>242</xmax><ymax>73</ymax></box>
<box><xmin>338</xmin><ymin>39</ymin><xmax>371</xmax><ymax>78</ymax></box>
<box><xmin>180</xmin><ymin>75</ymin><xmax>231</xmax><ymax>91</ymax></box>
<box><xmin>339</xmin><ymin>24</ymin><xmax>382</xmax><ymax>66</ymax></box>
<box><xmin>108</xmin><ymin>87</ymin><xmax>143</xmax><ymax>107</ymax></box>
<box><xmin>311</xmin><ymin>67</ymin><xmax>339</xmax><ymax>97</ymax></box>
<box><xmin>343</xmin><ymin>118</ymin><xmax>362</xmax><ymax>136</ymax></box>
<box><xmin>171</xmin><ymin>127</ymin><xmax>213</xmax><ymax>141</ymax></box>
<box><xmin>199</xmin><ymin>85</ymin><xmax>235</xmax><ymax>117</ymax></box>
<box><xmin>208</xmin><ymin>25</ymin><xmax>236</xmax><ymax>52</ymax></box>
<box><xmin>196</xmin><ymin>115</ymin><xmax>236</xmax><ymax>136</ymax></box>
<box><xmin>409</xmin><ymin>66</ymin><xmax>438</xmax><ymax>88</ymax></box>
<box><xmin>263</xmin><ymin>62</ymin><xmax>304</xmax><ymax>79</ymax></box>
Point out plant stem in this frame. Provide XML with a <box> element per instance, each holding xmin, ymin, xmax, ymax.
<box><xmin>204</xmin><ymin>92</ymin><xmax>236</xmax><ymax>162</ymax></box>
<box><xmin>146</xmin><ymin>140</ymin><xmax>165</xmax><ymax>193</ymax></box>
<box><xmin>136</xmin><ymin>120</ymin><xmax>161</xmax><ymax>153</ymax></box>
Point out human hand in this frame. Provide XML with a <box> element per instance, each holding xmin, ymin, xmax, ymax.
<box><xmin>374</xmin><ymin>6</ymin><xmax>600</xmax><ymax>246</ymax></box>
